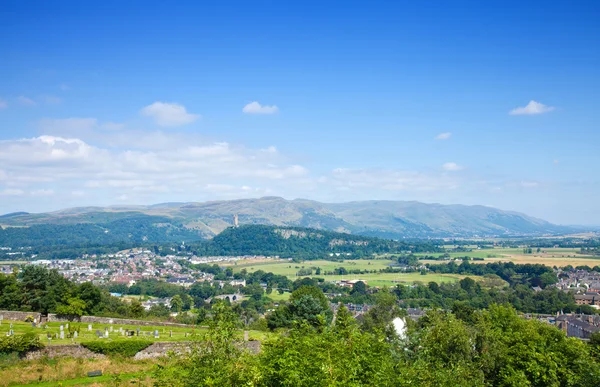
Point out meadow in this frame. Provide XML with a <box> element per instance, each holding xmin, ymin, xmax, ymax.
<box><xmin>232</xmin><ymin>258</ymin><xmax>473</xmax><ymax>286</ymax></box>
<box><xmin>417</xmin><ymin>247</ymin><xmax>600</xmax><ymax>267</ymax></box>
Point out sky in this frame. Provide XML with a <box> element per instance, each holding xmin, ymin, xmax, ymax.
<box><xmin>0</xmin><ymin>0</ymin><xmax>599</xmax><ymax>225</ymax></box>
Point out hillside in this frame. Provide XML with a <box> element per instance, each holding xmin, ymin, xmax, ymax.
<box><xmin>187</xmin><ymin>224</ymin><xmax>441</xmax><ymax>259</ymax></box>
<box><xmin>0</xmin><ymin>197</ymin><xmax>575</xmax><ymax>241</ymax></box>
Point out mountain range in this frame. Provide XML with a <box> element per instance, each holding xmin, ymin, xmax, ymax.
<box><xmin>0</xmin><ymin>197</ymin><xmax>576</xmax><ymax>239</ymax></box>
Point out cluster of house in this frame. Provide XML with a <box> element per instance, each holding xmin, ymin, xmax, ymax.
<box><xmin>554</xmin><ymin>269</ymin><xmax>600</xmax><ymax>308</ymax></box>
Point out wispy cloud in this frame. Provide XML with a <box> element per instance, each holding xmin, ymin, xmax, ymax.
<box><xmin>41</xmin><ymin>95</ymin><xmax>62</xmax><ymax>105</ymax></box>
<box><xmin>242</xmin><ymin>101</ymin><xmax>279</xmax><ymax>114</ymax></box>
<box><xmin>509</xmin><ymin>100</ymin><xmax>554</xmax><ymax>115</ymax></box>
<box><xmin>435</xmin><ymin>132</ymin><xmax>452</xmax><ymax>140</ymax></box>
<box><xmin>442</xmin><ymin>162</ymin><xmax>463</xmax><ymax>171</ymax></box>
<box><xmin>141</xmin><ymin>102</ymin><xmax>199</xmax><ymax>127</ymax></box>
<box><xmin>17</xmin><ymin>96</ymin><xmax>36</xmax><ymax>106</ymax></box>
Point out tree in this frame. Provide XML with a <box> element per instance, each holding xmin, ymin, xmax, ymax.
<box><xmin>350</xmin><ymin>281</ymin><xmax>367</xmax><ymax>296</ymax></box>
<box><xmin>171</xmin><ymin>295</ymin><xmax>183</xmax><ymax>313</ymax></box>
<box><xmin>55</xmin><ymin>297</ymin><xmax>87</xmax><ymax>321</ymax></box>
<box><xmin>130</xmin><ymin>300</ymin><xmax>145</xmax><ymax>318</ymax></box>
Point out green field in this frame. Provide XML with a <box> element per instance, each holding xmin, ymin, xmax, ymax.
<box><xmin>233</xmin><ymin>258</ymin><xmax>473</xmax><ymax>286</ymax></box>
<box><xmin>416</xmin><ymin>247</ymin><xmax>600</xmax><ymax>267</ymax></box>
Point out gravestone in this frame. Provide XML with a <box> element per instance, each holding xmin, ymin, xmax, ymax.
<box><xmin>74</xmin><ymin>331</ymin><xmax>78</xmax><ymax>339</ymax></box>
<box><xmin>55</xmin><ymin>333</ymin><xmax>59</xmax><ymax>339</ymax></box>
<box><xmin>0</xmin><ymin>315</ymin><xmax>3</xmax><ymax>325</ymax></box>
<box><xmin>9</xmin><ymin>329</ymin><xmax>14</xmax><ymax>336</ymax></box>
<box><xmin>9</xmin><ymin>323</ymin><xmax>13</xmax><ymax>329</ymax></box>
<box><xmin>169</xmin><ymin>330</ymin><xmax>172</xmax><ymax>338</ymax></box>
<box><xmin>44</xmin><ymin>324</ymin><xmax>48</xmax><ymax>329</ymax></box>
<box><xmin>104</xmin><ymin>328</ymin><xmax>109</xmax><ymax>338</ymax></box>
<box><xmin>154</xmin><ymin>330</ymin><xmax>159</xmax><ymax>338</ymax></box>
<box><xmin>88</xmin><ymin>324</ymin><xmax>92</xmax><ymax>331</ymax></box>
<box><xmin>60</xmin><ymin>330</ymin><xmax>64</xmax><ymax>339</ymax></box>
<box><xmin>88</xmin><ymin>370</ymin><xmax>102</xmax><ymax>377</ymax></box>
<box><xmin>59</xmin><ymin>324</ymin><xmax>64</xmax><ymax>332</ymax></box>
<box><xmin>32</xmin><ymin>322</ymin><xmax>36</xmax><ymax>328</ymax></box>
<box><xmin>66</xmin><ymin>323</ymin><xmax>69</xmax><ymax>330</ymax></box>
<box><xmin>109</xmin><ymin>326</ymin><xmax>113</xmax><ymax>332</ymax></box>
<box><xmin>96</xmin><ymin>329</ymin><xmax>102</xmax><ymax>338</ymax></box>
<box><xmin>136</xmin><ymin>327</ymin><xmax>140</xmax><ymax>337</ymax></box>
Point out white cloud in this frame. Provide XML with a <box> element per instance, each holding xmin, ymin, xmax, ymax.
<box><xmin>141</xmin><ymin>102</ymin><xmax>199</xmax><ymax>127</ymax></box>
<box><xmin>509</xmin><ymin>100</ymin><xmax>555</xmax><ymax>115</ymax></box>
<box><xmin>0</xmin><ymin>99</ymin><xmax>7</xmax><ymax>109</ymax></box>
<box><xmin>0</xmin><ymin>188</ymin><xmax>25</xmax><ymax>196</ymax></box>
<box><xmin>30</xmin><ymin>189</ymin><xmax>54</xmax><ymax>196</ymax></box>
<box><xmin>520</xmin><ymin>181</ymin><xmax>540</xmax><ymax>188</ymax></box>
<box><xmin>100</xmin><ymin>122</ymin><xmax>125</xmax><ymax>131</ymax></box>
<box><xmin>242</xmin><ymin>101</ymin><xmax>279</xmax><ymax>114</ymax></box>
<box><xmin>41</xmin><ymin>95</ymin><xmax>62</xmax><ymax>105</ymax></box>
<box><xmin>442</xmin><ymin>162</ymin><xmax>463</xmax><ymax>171</ymax></box>
<box><xmin>435</xmin><ymin>132</ymin><xmax>452</xmax><ymax>140</ymax></box>
<box><xmin>60</xmin><ymin>84</ymin><xmax>70</xmax><ymax>91</ymax></box>
<box><xmin>17</xmin><ymin>96</ymin><xmax>36</xmax><ymax>106</ymax></box>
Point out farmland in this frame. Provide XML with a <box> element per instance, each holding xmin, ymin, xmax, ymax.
<box><xmin>416</xmin><ymin>247</ymin><xmax>600</xmax><ymax>267</ymax></box>
<box><xmin>232</xmin><ymin>258</ymin><xmax>476</xmax><ymax>287</ymax></box>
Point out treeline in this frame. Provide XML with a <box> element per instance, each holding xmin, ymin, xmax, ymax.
<box><xmin>0</xmin><ymin>266</ymin><xmax>126</xmax><ymax>317</ymax></box>
<box><xmin>426</xmin><ymin>261</ymin><xmax>558</xmax><ymax>287</ymax></box>
<box><xmin>154</xmin><ymin>294</ymin><xmax>600</xmax><ymax>386</ymax></box>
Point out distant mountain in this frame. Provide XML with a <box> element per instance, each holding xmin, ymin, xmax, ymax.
<box><xmin>0</xmin><ymin>197</ymin><xmax>576</xmax><ymax>240</ymax></box>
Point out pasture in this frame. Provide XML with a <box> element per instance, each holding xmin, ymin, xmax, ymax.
<box><xmin>417</xmin><ymin>247</ymin><xmax>600</xmax><ymax>267</ymax></box>
<box><xmin>232</xmin><ymin>258</ymin><xmax>474</xmax><ymax>286</ymax></box>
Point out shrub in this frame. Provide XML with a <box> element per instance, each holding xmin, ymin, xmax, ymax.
<box><xmin>0</xmin><ymin>333</ymin><xmax>44</xmax><ymax>355</ymax></box>
<box><xmin>80</xmin><ymin>340</ymin><xmax>152</xmax><ymax>357</ymax></box>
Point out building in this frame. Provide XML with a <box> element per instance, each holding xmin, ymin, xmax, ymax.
<box><xmin>574</xmin><ymin>292</ymin><xmax>600</xmax><ymax>306</ymax></box>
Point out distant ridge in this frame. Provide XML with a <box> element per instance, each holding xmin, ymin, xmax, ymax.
<box><xmin>0</xmin><ymin>197</ymin><xmax>576</xmax><ymax>238</ymax></box>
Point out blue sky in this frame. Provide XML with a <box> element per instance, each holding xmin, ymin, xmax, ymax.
<box><xmin>0</xmin><ymin>0</ymin><xmax>598</xmax><ymax>224</ymax></box>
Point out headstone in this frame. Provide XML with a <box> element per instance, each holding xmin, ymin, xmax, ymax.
<box><xmin>34</xmin><ymin>318</ymin><xmax>37</xmax><ymax>324</ymax></box>
<box><xmin>9</xmin><ymin>323</ymin><xmax>13</xmax><ymax>329</ymax></box>
<box><xmin>136</xmin><ymin>327</ymin><xmax>140</xmax><ymax>336</ymax></box>
<box><xmin>44</xmin><ymin>324</ymin><xmax>48</xmax><ymax>329</ymax></box>
<box><xmin>59</xmin><ymin>324</ymin><xmax>64</xmax><ymax>331</ymax></box>
<box><xmin>74</xmin><ymin>331</ymin><xmax>78</xmax><ymax>339</ymax></box>
<box><xmin>88</xmin><ymin>324</ymin><xmax>92</xmax><ymax>331</ymax></box>
<box><xmin>154</xmin><ymin>330</ymin><xmax>159</xmax><ymax>339</ymax></box>
<box><xmin>66</xmin><ymin>323</ymin><xmax>69</xmax><ymax>330</ymax></box>
<box><xmin>47</xmin><ymin>333</ymin><xmax>52</xmax><ymax>339</ymax></box>
<box><xmin>96</xmin><ymin>330</ymin><xmax>102</xmax><ymax>338</ymax></box>
<box><xmin>60</xmin><ymin>330</ymin><xmax>64</xmax><ymax>339</ymax></box>
<box><xmin>9</xmin><ymin>329</ymin><xmax>14</xmax><ymax>336</ymax></box>
<box><xmin>0</xmin><ymin>315</ymin><xmax>3</xmax><ymax>325</ymax></box>
<box><xmin>169</xmin><ymin>330</ymin><xmax>172</xmax><ymax>338</ymax></box>
<box><xmin>104</xmin><ymin>328</ymin><xmax>109</xmax><ymax>338</ymax></box>
<box><xmin>55</xmin><ymin>333</ymin><xmax>59</xmax><ymax>339</ymax></box>
<box><xmin>109</xmin><ymin>326</ymin><xmax>113</xmax><ymax>332</ymax></box>
<box><xmin>244</xmin><ymin>331</ymin><xmax>249</xmax><ymax>341</ymax></box>
<box><xmin>87</xmin><ymin>370</ymin><xmax>102</xmax><ymax>377</ymax></box>
<box><xmin>32</xmin><ymin>322</ymin><xmax>36</xmax><ymax>328</ymax></box>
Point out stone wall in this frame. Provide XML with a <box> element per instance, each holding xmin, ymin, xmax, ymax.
<box><xmin>25</xmin><ymin>344</ymin><xmax>105</xmax><ymax>360</ymax></box>
<box><xmin>25</xmin><ymin>340</ymin><xmax>261</xmax><ymax>360</ymax></box>
<box><xmin>133</xmin><ymin>342</ymin><xmax>190</xmax><ymax>360</ymax></box>
<box><xmin>0</xmin><ymin>310</ymin><xmax>41</xmax><ymax>322</ymax></box>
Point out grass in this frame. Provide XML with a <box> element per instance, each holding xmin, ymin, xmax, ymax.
<box><xmin>0</xmin><ymin>320</ymin><xmax>266</xmax><ymax>346</ymax></box>
<box><xmin>232</xmin><ymin>258</ymin><xmax>477</xmax><ymax>286</ymax></box>
<box><xmin>265</xmin><ymin>291</ymin><xmax>291</xmax><ymax>302</ymax></box>
<box><xmin>416</xmin><ymin>247</ymin><xmax>600</xmax><ymax>267</ymax></box>
<box><xmin>0</xmin><ymin>357</ymin><xmax>155</xmax><ymax>387</ymax></box>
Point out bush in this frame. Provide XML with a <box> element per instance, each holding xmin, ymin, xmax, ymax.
<box><xmin>80</xmin><ymin>340</ymin><xmax>152</xmax><ymax>357</ymax></box>
<box><xmin>0</xmin><ymin>333</ymin><xmax>44</xmax><ymax>355</ymax></box>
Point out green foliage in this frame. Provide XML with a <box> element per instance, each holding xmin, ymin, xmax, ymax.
<box><xmin>80</xmin><ymin>340</ymin><xmax>152</xmax><ymax>357</ymax></box>
<box><xmin>0</xmin><ymin>332</ymin><xmax>44</xmax><ymax>355</ymax></box>
<box><xmin>267</xmin><ymin>285</ymin><xmax>332</xmax><ymax>330</ymax></box>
